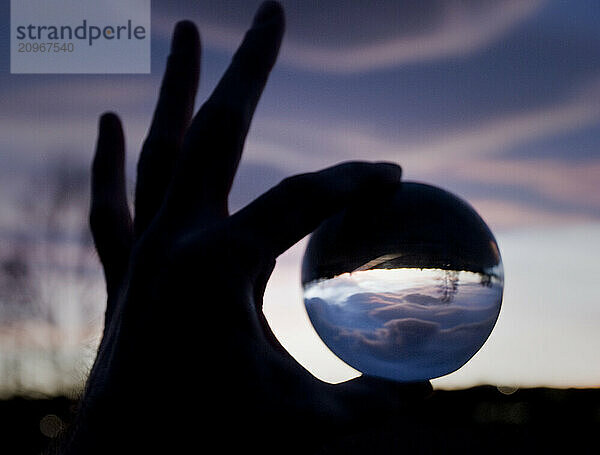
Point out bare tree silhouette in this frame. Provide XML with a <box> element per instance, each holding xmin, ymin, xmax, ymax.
<box><xmin>437</xmin><ymin>269</ymin><xmax>460</xmax><ymax>303</ymax></box>
<box><xmin>0</xmin><ymin>156</ymin><xmax>104</xmax><ymax>396</ymax></box>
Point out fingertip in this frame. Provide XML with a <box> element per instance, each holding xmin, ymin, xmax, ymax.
<box><xmin>174</xmin><ymin>19</ymin><xmax>197</xmax><ymax>33</ymax></box>
<box><xmin>96</xmin><ymin>112</ymin><xmax>125</xmax><ymax>169</ymax></box>
<box><xmin>324</xmin><ymin>161</ymin><xmax>401</xmax><ymax>191</ymax></box>
<box><xmin>253</xmin><ymin>1</ymin><xmax>285</xmax><ymax>28</ymax></box>
<box><xmin>98</xmin><ymin>112</ymin><xmax>124</xmax><ymax>150</ymax></box>
<box><xmin>172</xmin><ymin>20</ymin><xmax>200</xmax><ymax>52</ymax></box>
<box><xmin>99</xmin><ymin>111</ymin><xmax>122</xmax><ymax>129</ymax></box>
<box><xmin>373</xmin><ymin>161</ymin><xmax>402</xmax><ymax>183</ymax></box>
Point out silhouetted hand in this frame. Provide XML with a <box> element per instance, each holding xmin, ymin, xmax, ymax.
<box><xmin>61</xmin><ymin>2</ymin><xmax>431</xmax><ymax>454</ymax></box>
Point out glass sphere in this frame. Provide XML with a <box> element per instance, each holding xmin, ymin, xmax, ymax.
<box><xmin>302</xmin><ymin>182</ymin><xmax>503</xmax><ymax>382</ymax></box>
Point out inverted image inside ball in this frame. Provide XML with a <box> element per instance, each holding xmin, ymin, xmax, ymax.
<box><xmin>301</xmin><ymin>182</ymin><xmax>504</xmax><ymax>382</ymax></box>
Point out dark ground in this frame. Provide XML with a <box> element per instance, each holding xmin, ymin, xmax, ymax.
<box><xmin>2</xmin><ymin>386</ymin><xmax>598</xmax><ymax>454</ymax></box>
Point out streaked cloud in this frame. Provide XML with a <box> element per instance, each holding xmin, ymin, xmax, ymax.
<box><xmin>1</xmin><ymin>0</ymin><xmax>599</xmax><ymax>393</ymax></box>
<box><xmin>2</xmin><ymin>67</ymin><xmax>598</xmax><ymax>231</ymax></box>
<box><xmin>277</xmin><ymin>0</ymin><xmax>545</xmax><ymax>73</ymax></box>
<box><xmin>153</xmin><ymin>0</ymin><xmax>546</xmax><ymax>73</ymax></box>
<box><xmin>238</xmin><ymin>77</ymin><xmax>600</xmax><ymax>229</ymax></box>
<box><xmin>467</xmin><ymin>198</ymin><xmax>597</xmax><ymax>231</ymax></box>
<box><xmin>0</xmin><ymin>78</ymin><xmax>158</xmax><ymax>115</ymax></box>
<box><xmin>450</xmin><ymin>159</ymin><xmax>600</xmax><ymax>211</ymax></box>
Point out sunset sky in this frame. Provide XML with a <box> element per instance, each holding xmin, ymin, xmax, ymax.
<box><xmin>0</xmin><ymin>0</ymin><xmax>599</xmax><ymax>393</ymax></box>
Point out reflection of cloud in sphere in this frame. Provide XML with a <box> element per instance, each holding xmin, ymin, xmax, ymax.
<box><xmin>358</xmin><ymin>318</ymin><xmax>440</xmax><ymax>361</ymax></box>
<box><xmin>304</xmin><ymin>269</ymin><xmax>502</xmax><ymax>381</ymax></box>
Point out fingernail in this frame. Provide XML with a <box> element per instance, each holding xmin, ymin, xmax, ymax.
<box><xmin>252</xmin><ymin>1</ymin><xmax>283</xmax><ymax>27</ymax></box>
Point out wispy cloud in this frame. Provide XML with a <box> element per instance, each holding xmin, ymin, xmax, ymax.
<box><xmin>321</xmin><ymin>93</ymin><xmax>600</xmax><ymax>174</ymax></box>
<box><xmin>278</xmin><ymin>0</ymin><xmax>545</xmax><ymax>73</ymax></box>
<box><xmin>467</xmin><ymin>198</ymin><xmax>597</xmax><ymax>231</ymax></box>
<box><xmin>240</xmin><ymin>77</ymin><xmax>600</xmax><ymax>229</ymax></box>
<box><xmin>153</xmin><ymin>0</ymin><xmax>546</xmax><ymax>73</ymax></box>
<box><xmin>246</xmin><ymin>74</ymin><xmax>600</xmax><ymax>166</ymax></box>
<box><xmin>451</xmin><ymin>159</ymin><xmax>600</xmax><ymax>210</ymax></box>
<box><xmin>0</xmin><ymin>78</ymin><xmax>158</xmax><ymax>115</ymax></box>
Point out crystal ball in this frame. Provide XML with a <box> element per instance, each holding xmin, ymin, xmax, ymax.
<box><xmin>301</xmin><ymin>182</ymin><xmax>503</xmax><ymax>382</ymax></box>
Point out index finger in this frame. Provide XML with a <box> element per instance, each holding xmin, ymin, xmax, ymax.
<box><xmin>168</xmin><ymin>1</ymin><xmax>285</xmax><ymax>220</ymax></box>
